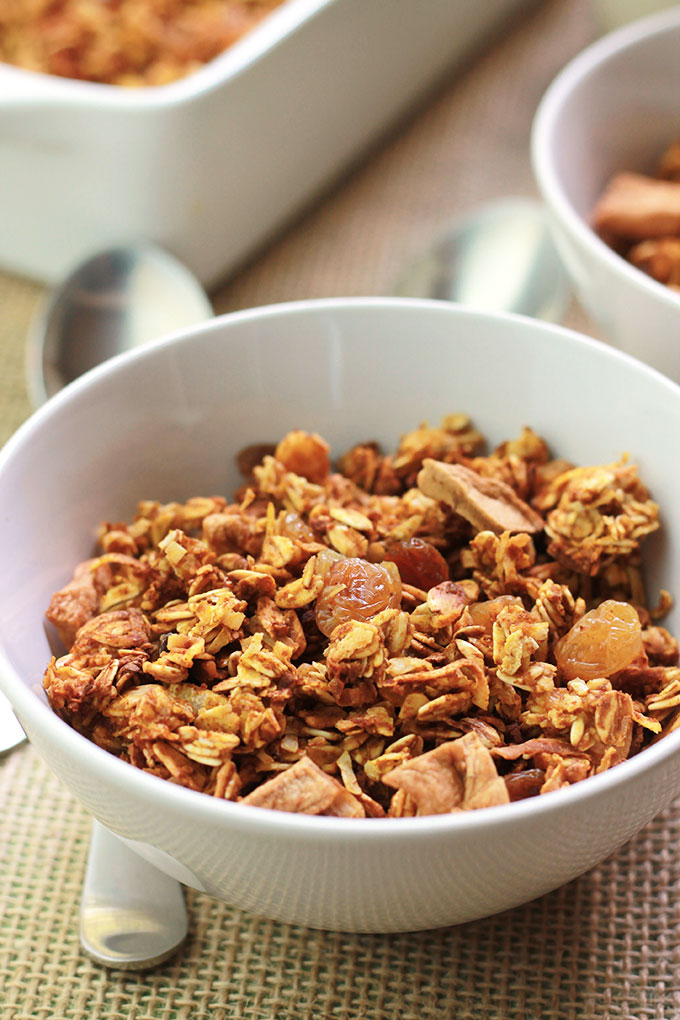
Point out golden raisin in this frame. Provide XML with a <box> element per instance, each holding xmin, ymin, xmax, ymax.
<box><xmin>382</xmin><ymin>537</ymin><xmax>449</xmax><ymax>591</ymax></box>
<box><xmin>315</xmin><ymin>557</ymin><xmax>402</xmax><ymax>637</ymax></box>
<box><xmin>280</xmin><ymin>511</ymin><xmax>315</xmax><ymax>543</ymax></box>
<box><xmin>275</xmin><ymin>430</ymin><xmax>330</xmax><ymax>483</ymax></box>
<box><xmin>555</xmin><ymin>600</ymin><xmax>642</xmax><ymax>681</ymax></box>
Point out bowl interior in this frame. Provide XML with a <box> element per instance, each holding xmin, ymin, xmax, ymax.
<box><xmin>1</xmin><ymin>299</ymin><xmax>679</xmax><ymax>722</ymax></box>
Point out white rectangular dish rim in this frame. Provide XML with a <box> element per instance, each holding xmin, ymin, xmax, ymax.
<box><xmin>0</xmin><ymin>0</ymin><xmax>332</xmax><ymax>108</ymax></box>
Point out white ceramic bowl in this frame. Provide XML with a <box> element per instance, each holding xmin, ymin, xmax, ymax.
<box><xmin>0</xmin><ymin>0</ymin><xmax>527</xmax><ymax>288</ymax></box>
<box><xmin>531</xmin><ymin>8</ymin><xmax>680</xmax><ymax>384</ymax></box>
<box><xmin>1</xmin><ymin>297</ymin><xmax>680</xmax><ymax>933</ymax></box>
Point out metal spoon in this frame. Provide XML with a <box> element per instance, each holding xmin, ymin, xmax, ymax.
<box><xmin>24</xmin><ymin>200</ymin><xmax>565</xmax><ymax>409</ymax></box>
<box><xmin>21</xmin><ymin>242</ymin><xmax>213</xmax><ymax>970</ymax></box>
<box><xmin>392</xmin><ymin>196</ymin><xmax>570</xmax><ymax>322</ymax></box>
<box><xmin>15</xmin><ymin>202</ymin><xmax>568</xmax><ymax>969</ymax></box>
<box><xmin>79</xmin><ymin>821</ymin><xmax>189</xmax><ymax>971</ymax></box>
<box><xmin>25</xmin><ymin>243</ymin><xmax>213</xmax><ymax>407</ymax></box>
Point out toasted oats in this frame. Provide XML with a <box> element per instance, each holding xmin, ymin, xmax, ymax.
<box><xmin>541</xmin><ymin>459</ymin><xmax>659</xmax><ymax>576</ymax></box>
<box><xmin>210</xmin><ymin>760</ymin><xmax>242</xmax><ymax>800</ymax></box>
<box><xmin>0</xmin><ymin>1</ymin><xmax>286</xmax><ymax>87</ymax></box>
<box><xmin>42</xmin><ymin>414</ymin><xmax>676</xmax><ymax>816</ymax></box>
<box><xmin>275</xmin><ymin>556</ymin><xmax>325</xmax><ymax>609</ymax></box>
<box><xmin>329</xmin><ymin>506</ymin><xmax>373</xmax><ymax>531</ymax></box>
<box><xmin>327</xmin><ymin>524</ymin><xmax>369</xmax><ymax>558</ymax></box>
<box><xmin>646</xmin><ymin>670</ymin><xmax>680</xmax><ymax>713</ymax></box>
<box><xmin>180</xmin><ymin>730</ymin><xmax>240</xmax><ymax>767</ymax></box>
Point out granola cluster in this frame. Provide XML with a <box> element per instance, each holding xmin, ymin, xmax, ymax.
<box><xmin>42</xmin><ymin>416</ymin><xmax>679</xmax><ymax>818</ymax></box>
<box><xmin>0</xmin><ymin>0</ymin><xmax>285</xmax><ymax>87</ymax></box>
<box><xmin>593</xmin><ymin>140</ymin><xmax>680</xmax><ymax>291</ymax></box>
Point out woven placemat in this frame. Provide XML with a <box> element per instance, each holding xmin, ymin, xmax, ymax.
<box><xmin>3</xmin><ymin>741</ymin><xmax>680</xmax><ymax>1019</ymax></box>
<box><xmin>3</xmin><ymin>2</ymin><xmax>679</xmax><ymax>1017</ymax></box>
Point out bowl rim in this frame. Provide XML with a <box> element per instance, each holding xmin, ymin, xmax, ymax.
<box><xmin>531</xmin><ymin>4</ymin><xmax>680</xmax><ymax>316</ymax></box>
<box><xmin>2</xmin><ymin>294</ymin><xmax>680</xmax><ymax>841</ymax></box>
<box><xmin>0</xmin><ymin>0</ymin><xmax>329</xmax><ymax>110</ymax></box>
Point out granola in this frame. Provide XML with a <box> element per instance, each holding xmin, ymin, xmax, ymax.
<box><xmin>592</xmin><ymin>141</ymin><xmax>680</xmax><ymax>291</ymax></box>
<box><xmin>0</xmin><ymin>1</ymin><xmax>286</xmax><ymax>87</ymax></box>
<box><xmin>42</xmin><ymin>415</ymin><xmax>678</xmax><ymax>817</ymax></box>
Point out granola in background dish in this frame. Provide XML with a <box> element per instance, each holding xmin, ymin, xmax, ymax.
<box><xmin>42</xmin><ymin>416</ymin><xmax>679</xmax><ymax>817</ymax></box>
<box><xmin>593</xmin><ymin>140</ymin><xmax>680</xmax><ymax>291</ymax></box>
<box><xmin>0</xmin><ymin>0</ymin><xmax>286</xmax><ymax>87</ymax></box>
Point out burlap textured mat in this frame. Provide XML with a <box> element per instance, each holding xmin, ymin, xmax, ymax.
<box><xmin>2</xmin><ymin>2</ymin><xmax>678</xmax><ymax>1017</ymax></box>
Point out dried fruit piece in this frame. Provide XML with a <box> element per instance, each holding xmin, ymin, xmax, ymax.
<box><xmin>417</xmin><ymin>459</ymin><xmax>543</xmax><ymax>534</ymax></box>
<box><xmin>592</xmin><ymin>172</ymin><xmax>680</xmax><ymax>241</ymax></box>
<box><xmin>315</xmin><ymin>558</ymin><xmax>402</xmax><ymax>638</ymax></box>
<box><xmin>280</xmin><ymin>510</ymin><xmax>316</xmax><ymax>543</ymax></box>
<box><xmin>241</xmin><ymin>755</ymin><xmax>364</xmax><ymax>816</ymax></box>
<box><xmin>555</xmin><ymin>600</ymin><xmax>643</xmax><ymax>682</ymax></box>
<box><xmin>383</xmin><ymin>731</ymin><xmax>509</xmax><ymax>814</ymax></box>
<box><xmin>382</xmin><ymin>537</ymin><xmax>449</xmax><ymax>590</ymax></box>
<box><xmin>275</xmin><ymin>430</ymin><xmax>330</xmax><ymax>483</ymax></box>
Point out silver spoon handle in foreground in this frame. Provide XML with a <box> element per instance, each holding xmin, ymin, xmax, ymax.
<box><xmin>80</xmin><ymin>820</ymin><xmax>188</xmax><ymax>970</ymax></box>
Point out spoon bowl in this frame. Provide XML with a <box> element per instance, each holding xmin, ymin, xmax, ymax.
<box><xmin>26</xmin><ymin>243</ymin><xmax>213</xmax><ymax>407</ymax></box>
<box><xmin>392</xmin><ymin>196</ymin><xmax>570</xmax><ymax>322</ymax></box>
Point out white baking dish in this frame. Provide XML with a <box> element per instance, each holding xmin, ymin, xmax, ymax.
<box><xmin>0</xmin><ymin>0</ymin><xmax>533</xmax><ymax>288</ymax></box>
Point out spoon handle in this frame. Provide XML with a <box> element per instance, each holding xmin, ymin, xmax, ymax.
<box><xmin>80</xmin><ymin>820</ymin><xmax>188</xmax><ymax>970</ymax></box>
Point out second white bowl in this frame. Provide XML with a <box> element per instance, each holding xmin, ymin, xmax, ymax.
<box><xmin>531</xmin><ymin>8</ymin><xmax>680</xmax><ymax>383</ymax></box>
